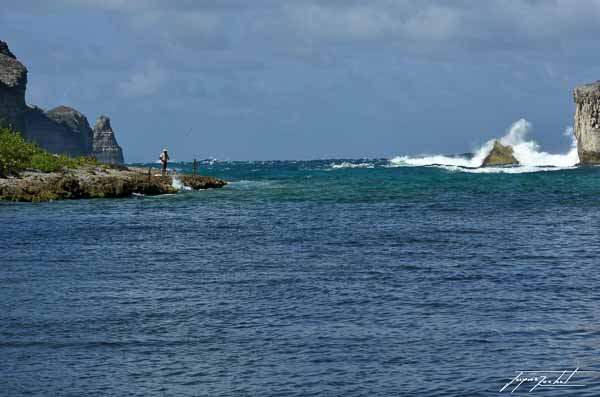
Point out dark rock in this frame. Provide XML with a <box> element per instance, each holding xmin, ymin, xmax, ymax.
<box><xmin>47</xmin><ymin>106</ymin><xmax>94</xmax><ymax>148</ymax></box>
<box><xmin>574</xmin><ymin>80</ymin><xmax>600</xmax><ymax>164</ymax></box>
<box><xmin>22</xmin><ymin>106</ymin><xmax>94</xmax><ymax>157</ymax></box>
<box><xmin>93</xmin><ymin>116</ymin><xmax>124</xmax><ymax>165</ymax></box>
<box><xmin>0</xmin><ymin>40</ymin><xmax>28</xmax><ymax>133</ymax></box>
<box><xmin>180</xmin><ymin>175</ymin><xmax>227</xmax><ymax>189</ymax></box>
<box><xmin>481</xmin><ymin>140</ymin><xmax>519</xmax><ymax>167</ymax></box>
<box><xmin>0</xmin><ymin>41</ymin><xmax>17</xmax><ymax>59</ymax></box>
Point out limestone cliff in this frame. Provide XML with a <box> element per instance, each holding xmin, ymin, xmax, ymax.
<box><xmin>481</xmin><ymin>140</ymin><xmax>519</xmax><ymax>167</ymax></box>
<box><xmin>93</xmin><ymin>116</ymin><xmax>124</xmax><ymax>164</ymax></box>
<box><xmin>23</xmin><ymin>106</ymin><xmax>94</xmax><ymax>157</ymax></box>
<box><xmin>0</xmin><ymin>40</ymin><xmax>124</xmax><ymax>164</ymax></box>
<box><xmin>574</xmin><ymin>81</ymin><xmax>600</xmax><ymax>164</ymax></box>
<box><xmin>0</xmin><ymin>40</ymin><xmax>27</xmax><ymax>133</ymax></box>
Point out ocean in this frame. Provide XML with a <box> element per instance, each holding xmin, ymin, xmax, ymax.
<box><xmin>2</xmin><ymin>154</ymin><xmax>600</xmax><ymax>396</ymax></box>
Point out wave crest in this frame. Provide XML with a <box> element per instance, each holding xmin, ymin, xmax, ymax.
<box><xmin>390</xmin><ymin>119</ymin><xmax>579</xmax><ymax>172</ymax></box>
<box><xmin>329</xmin><ymin>161</ymin><xmax>375</xmax><ymax>170</ymax></box>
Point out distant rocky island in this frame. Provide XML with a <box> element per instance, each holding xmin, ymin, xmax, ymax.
<box><xmin>0</xmin><ymin>40</ymin><xmax>123</xmax><ymax>164</ymax></box>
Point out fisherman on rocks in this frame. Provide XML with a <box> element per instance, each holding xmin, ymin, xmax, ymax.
<box><xmin>160</xmin><ymin>149</ymin><xmax>170</xmax><ymax>176</ymax></box>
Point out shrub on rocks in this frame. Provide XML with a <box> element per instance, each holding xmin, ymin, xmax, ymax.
<box><xmin>0</xmin><ymin>126</ymin><xmax>95</xmax><ymax>177</ymax></box>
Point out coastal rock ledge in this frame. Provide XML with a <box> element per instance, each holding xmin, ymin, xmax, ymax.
<box><xmin>0</xmin><ymin>166</ymin><xmax>227</xmax><ymax>202</ymax></box>
<box><xmin>574</xmin><ymin>80</ymin><xmax>600</xmax><ymax>164</ymax></box>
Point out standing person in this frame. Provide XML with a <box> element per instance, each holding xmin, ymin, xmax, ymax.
<box><xmin>160</xmin><ymin>149</ymin><xmax>169</xmax><ymax>176</ymax></box>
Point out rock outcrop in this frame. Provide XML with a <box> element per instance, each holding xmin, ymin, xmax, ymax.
<box><xmin>481</xmin><ymin>140</ymin><xmax>519</xmax><ymax>167</ymax></box>
<box><xmin>574</xmin><ymin>81</ymin><xmax>600</xmax><ymax>164</ymax></box>
<box><xmin>0</xmin><ymin>165</ymin><xmax>227</xmax><ymax>202</ymax></box>
<box><xmin>180</xmin><ymin>175</ymin><xmax>228</xmax><ymax>190</ymax></box>
<box><xmin>93</xmin><ymin>116</ymin><xmax>124</xmax><ymax>164</ymax></box>
<box><xmin>0</xmin><ymin>40</ymin><xmax>124</xmax><ymax>164</ymax></box>
<box><xmin>0</xmin><ymin>40</ymin><xmax>27</xmax><ymax>133</ymax></box>
<box><xmin>23</xmin><ymin>106</ymin><xmax>94</xmax><ymax>157</ymax></box>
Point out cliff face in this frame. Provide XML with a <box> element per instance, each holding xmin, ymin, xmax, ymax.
<box><xmin>93</xmin><ymin>116</ymin><xmax>124</xmax><ymax>164</ymax></box>
<box><xmin>23</xmin><ymin>106</ymin><xmax>94</xmax><ymax>157</ymax></box>
<box><xmin>574</xmin><ymin>81</ymin><xmax>600</xmax><ymax>164</ymax></box>
<box><xmin>0</xmin><ymin>40</ymin><xmax>124</xmax><ymax>164</ymax></box>
<box><xmin>0</xmin><ymin>41</ymin><xmax>27</xmax><ymax>133</ymax></box>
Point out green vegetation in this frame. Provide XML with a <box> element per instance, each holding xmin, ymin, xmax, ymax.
<box><xmin>0</xmin><ymin>126</ymin><xmax>95</xmax><ymax>177</ymax></box>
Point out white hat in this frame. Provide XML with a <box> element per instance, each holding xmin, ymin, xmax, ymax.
<box><xmin>162</xmin><ymin>148</ymin><xmax>168</xmax><ymax>152</ymax></box>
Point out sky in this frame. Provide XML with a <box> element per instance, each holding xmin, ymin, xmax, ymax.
<box><xmin>2</xmin><ymin>0</ymin><xmax>600</xmax><ymax>162</ymax></box>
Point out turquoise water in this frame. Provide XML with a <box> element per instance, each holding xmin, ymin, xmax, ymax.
<box><xmin>2</xmin><ymin>159</ymin><xmax>600</xmax><ymax>396</ymax></box>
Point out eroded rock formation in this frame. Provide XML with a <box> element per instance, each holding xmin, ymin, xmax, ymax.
<box><xmin>0</xmin><ymin>40</ymin><xmax>27</xmax><ymax>133</ymax></box>
<box><xmin>23</xmin><ymin>106</ymin><xmax>94</xmax><ymax>157</ymax></box>
<box><xmin>574</xmin><ymin>81</ymin><xmax>600</xmax><ymax>164</ymax></box>
<box><xmin>0</xmin><ymin>40</ymin><xmax>124</xmax><ymax>163</ymax></box>
<box><xmin>481</xmin><ymin>140</ymin><xmax>519</xmax><ymax>167</ymax></box>
<box><xmin>93</xmin><ymin>116</ymin><xmax>124</xmax><ymax>165</ymax></box>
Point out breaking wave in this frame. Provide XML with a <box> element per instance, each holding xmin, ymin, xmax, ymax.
<box><xmin>171</xmin><ymin>176</ymin><xmax>192</xmax><ymax>191</ymax></box>
<box><xmin>329</xmin><ymin>161</ymin><xmax>375</xmax><ymax>170</ymax></box>
<box><xmin>227</xmin><ymin>180</ymin><xmax>274</xmax><ymax>189</ymax></box>
<box><xmin>390</xmin><ymin>119</ymin><xmax>579</xmax><ymax>172</ymax></box>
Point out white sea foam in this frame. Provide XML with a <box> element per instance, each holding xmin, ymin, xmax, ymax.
<box><xmin>389</xmin><ymin>119</ymin><xmax>579</xmax><ymax>173</ymax></box>
<box><xmin>437</xmin><ymin>164</ymin><xmax>575</xmax><ymax>174</ymax></box>
<box><xmin>227</xmin><ymin>180</ymin><xmax>273</xmax><ymax>188</ymax></box>
<box><xmin>329</xmin><ymin>161</ymin><xmax>375</xmax><ymax>169</ymax></box>
<box><xmin>171</xmin><ymin>176</ymin><xmax>192</xmax><ymax>191</ymax></box>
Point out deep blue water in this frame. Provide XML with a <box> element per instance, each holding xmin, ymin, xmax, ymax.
<box><xmin>2</xmin><ymin>159</ymin><xmax>600</xmax><ymax>396</ymax></box>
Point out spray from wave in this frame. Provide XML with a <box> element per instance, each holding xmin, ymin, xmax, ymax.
<box><xmin>329</xmin><ymin>161</ymin><xmax>375</xmax><ymax>169</ymax></box>
<box><xmin>390</xmin><ymin>119</ymin><xmax>579</xmax><ymax>172</ymax></box>
<box><xmin>171</xmin><ymin>176</ymin><xmax>192</xmax><ymax>191</ymax></box>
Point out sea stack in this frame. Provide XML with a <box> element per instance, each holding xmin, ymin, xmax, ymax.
<box><xmin>0</xmin><ymin>39</ymin><xmax>124</xmax><ymax>164</ymax></box>
<box><xmin>574</xmin><ymin>81</ymin><xmax>600</xmax><ymax>164</ymax></box>
<box><xmin>481</xmin><ymin>140</ymin><xmax>519</xmax><ymax>167</ymax></box>
<box><xmin>93</xmin><ymin>116</ymin><xmax>125</xmax><ymax>165</ymax></box>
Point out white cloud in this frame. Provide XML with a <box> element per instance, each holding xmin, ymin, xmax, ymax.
<box><xmin>7</xmin><ymin>0</ymin><xmax>600</xmax><ymax>65</ymax></box>
<box><xmin>283</xmin><ymin>0</ymin><xmax>600</xmax><ymax>55</ymax></box>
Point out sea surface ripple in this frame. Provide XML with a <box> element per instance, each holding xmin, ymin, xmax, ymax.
<box><xmin>2</xmin><ymin>160</ymin><xmax>600</xmax><ymax>396</ymax></box>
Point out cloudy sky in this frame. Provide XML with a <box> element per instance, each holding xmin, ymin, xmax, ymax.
<box><xmin>3</xmin><ymin>0</ymin><xmax>600</xmax><ymax>161</ymax></box>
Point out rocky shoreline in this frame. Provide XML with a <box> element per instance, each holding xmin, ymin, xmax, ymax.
<box><xmin>0</xmin><ymin>165</ymin><xmax>226</xmax><ymax>202</ymax></box>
